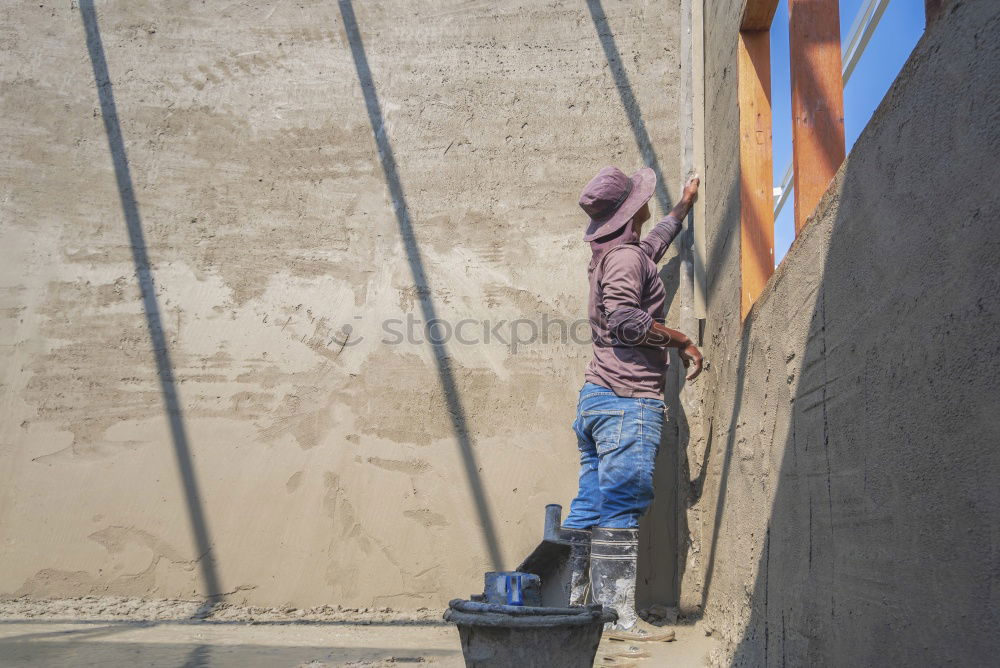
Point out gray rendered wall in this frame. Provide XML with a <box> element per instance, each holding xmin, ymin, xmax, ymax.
<box><xmin>695</xmin><ymin>1</ymin><xmax>999</xmax><ymax>663</ymax></box>
<box><xmin>0</xmin><ymin>0</ymin><xmax>686</xmax><ymax>609</ymax></box>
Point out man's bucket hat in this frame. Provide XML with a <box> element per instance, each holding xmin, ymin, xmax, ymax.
<box><xmin>579</xmin><ymin>166</ymin><xmax>656</xmax><ymax>241</ymax></box>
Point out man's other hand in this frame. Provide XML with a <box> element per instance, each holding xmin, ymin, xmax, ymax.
<box><xmin>679</xmin><ymin>342</ymin><xmax>703</xmax><ymax>381</ymax></box>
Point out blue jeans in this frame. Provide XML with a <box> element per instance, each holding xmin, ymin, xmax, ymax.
<box><xmin>563</xmin><ymin>382</ymin><xmax>665</xmax><ymax>529</ymax></box>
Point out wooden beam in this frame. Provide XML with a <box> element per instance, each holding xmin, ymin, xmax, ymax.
<box><xmin>788</xmin><ymin>0</ymin><xmax>846</xmax><ymax>234</ymax></box>
<box><xmin>738</xmin><ymin>30</ymin><xmax>775</xmax><ymax>320</ymax></box>
<box><xmin>742</xmin><ymin>0</ymin><xmax>780</xmax><ymax>31</ymax></box>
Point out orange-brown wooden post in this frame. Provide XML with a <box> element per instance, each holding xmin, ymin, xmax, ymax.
<box><xmin>737</xmin><ymin>28</ymin><xmax>775</xmax><ymax>320</ymax></box>
<box><xmin>788</xmin><ymin>0</ymin><xmax>846</xmax><ymax>234</ymax></box>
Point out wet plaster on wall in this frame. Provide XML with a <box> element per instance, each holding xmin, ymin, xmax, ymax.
<box><xmin>695</xmin><ymin>1</ymin><xmax>999</xmax><ymax>664</ymax></box>
<box><xmin>0</xmin><ymin>0</ymin><xmax>685</xmax><ymax>609</ymax></box>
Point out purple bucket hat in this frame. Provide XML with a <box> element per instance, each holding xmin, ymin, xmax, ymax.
<box><xmin>580</xmin><ymin>166</ymin><xmax>656</xmax><ymax>241</ymax></box>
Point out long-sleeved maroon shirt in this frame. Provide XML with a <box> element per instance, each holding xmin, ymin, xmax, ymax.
<box><xmin>584</xmin><ymin>215</ymin><xmax>683</xmax><ymax>398</ymax></box>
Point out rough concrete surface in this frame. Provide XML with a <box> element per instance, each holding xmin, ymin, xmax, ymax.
<box><xmin>0</xmin><ymin>0</ymin><xmax>689</xmax><ymax>611</ymax></box>
<box><xmin>694</xmin><ymin>0</ymin><xmax>1000</xmax><ymax>664</ymax></box>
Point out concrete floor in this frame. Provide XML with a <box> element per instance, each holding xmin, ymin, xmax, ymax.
<box><xmin>0</xmin><ymin>618</ymin><xmax>719</xmax><ymax>667</ymax></box>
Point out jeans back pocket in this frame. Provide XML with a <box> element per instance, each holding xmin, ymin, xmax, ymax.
<box><xmin>580</xmin><ymin>409</ymin><xmax>625</xmax><ymax>455</ymax></box>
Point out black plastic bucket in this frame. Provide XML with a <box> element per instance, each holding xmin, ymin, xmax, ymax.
<box><xmin>444</xmin><ymin>599</ymin><xmax>617</xmax><ymax>667</ymax></box>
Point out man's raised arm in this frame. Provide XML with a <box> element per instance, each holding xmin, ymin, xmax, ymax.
<box><xmin>639</xmin><ymin>175</ymin><xmax>701</xmax><ymax>263</ymax></box>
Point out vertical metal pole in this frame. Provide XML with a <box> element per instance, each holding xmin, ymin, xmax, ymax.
<box><xmin>692</xmin><ymin>0</ymin><xmax>708</xmax><ymax>321</ymax></box>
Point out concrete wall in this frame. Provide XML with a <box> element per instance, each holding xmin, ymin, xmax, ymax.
<box><xmin>695</xmin><ymin>0</ymin><xmax>1000</xmax><ymax>663</ymax></box>
<box><xmin>0</xmin><ymin>0</ymin><xmax>686</xmax><ymax>608</ymax></box>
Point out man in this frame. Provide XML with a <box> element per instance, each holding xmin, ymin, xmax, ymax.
<box><xmin>562</xmin><ymin>166</ymin><xmax>703</xmax><ymax>642</ymax></box>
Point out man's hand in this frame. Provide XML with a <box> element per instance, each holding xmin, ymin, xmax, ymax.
<box><xmin>669</xmin><ymin>174</ymin><xmax>700</xmax><ymax>221</ymax></box>
<box><xmin>678</xmin><ymin>341</ymin><xmax>703</xmax><ymax>381</ymax></box>
<box><xmin>682</xmin><ymin>174</ymin><xmax>700</xmax><ymax>203</ymax></box>
<box><xmin>639</xmin><ymin>322</ymin><xmax>704</xmax><ymax>381</ymax></box>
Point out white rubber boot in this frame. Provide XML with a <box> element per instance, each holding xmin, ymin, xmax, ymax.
<box><xmin>590</xmin><ymin>527</ymin><xmax>675</xmax><ymax>642</ymax></box>
<box><xmin>563</xmin><ymin>527</ymin><xmax>592</xmax><ymax>606</ymax></box>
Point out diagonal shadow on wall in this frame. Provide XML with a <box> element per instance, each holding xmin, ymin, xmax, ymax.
<box><xmin>79</xmin><ymin>0</ymin><xmax>222</xmax><ymax>601</ymax></box>
<box><xmin>337</xmin><ymin>0</ymin><xmax>504</xmax><ymax>570</ymax></box>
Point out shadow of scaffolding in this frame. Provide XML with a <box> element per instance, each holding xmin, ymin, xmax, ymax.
<box><xmin>78</xmin><ymin>0</ymin><xmax>222</xmax><ymax>600</ymax></box>
<box><xmin>338</xmin><ymin>0</ymin><xmax>504</xmax><ymax>570</ymax></box>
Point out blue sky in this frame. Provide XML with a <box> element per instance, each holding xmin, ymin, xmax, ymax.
<box><xmin>770</xmin><ymin>0</ymin><xmax>926</xmax><ymax>263</ymax></box>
